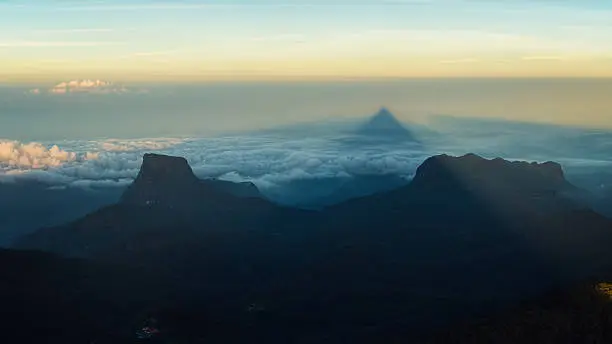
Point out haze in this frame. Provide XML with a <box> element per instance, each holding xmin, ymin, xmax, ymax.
<box><xmin>5</xmin><ymin>2</ymin><xmax>612</xmax><ymax>342</ymax></box>
<box><xmin>0</xmin><ymin>79</ymin><xmax>610</xmax><ymax>141</ymax></box>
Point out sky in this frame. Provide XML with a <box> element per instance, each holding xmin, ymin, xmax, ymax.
<box><xmin>1</xmin><ymin>0</ymin><xmax>612</xmax><ymax>82</ymax></box>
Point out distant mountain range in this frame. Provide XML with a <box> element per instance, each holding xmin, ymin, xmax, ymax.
<box><xmin>14</xmin><ymin>151</ymin><xmax>612</xmax><ymax>342</ymax></box>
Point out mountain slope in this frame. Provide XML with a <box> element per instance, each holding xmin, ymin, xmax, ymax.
<box><xmin>16</xmin><ymin>153</ymin><xmax>307</xmax><ymax>258</ymax></box>
<box><xmin>430</xmin><ymin>279</ymin><xmax>612</xmax><ymax>344</ymax></box>
<box><xmin>0</xmin><ymin>249</ymin><xmax>155</xmax><ymax>343</ymax></box>
<box><xmin>0</xmin><ymin>180</ymin><xmax>121</xmax><ymax>246</ymax></box>
<box><xmin>15</xmin><ymin>152</ymin><xmax>612</xmax><ymax>342</ymax></box>
<box><xmin>121</xmin><ymin>153</ymin><xmax>263</xmax><ymax>207</ymax></box>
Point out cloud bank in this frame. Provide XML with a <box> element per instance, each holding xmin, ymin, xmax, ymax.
<box><xmin>29</xmin><ymin>79</ymin><xmax>147</xmax><ymax>95</ymax></box>
<box><xmin>2</xmin><ymin>120</ymin><xmax>612</xmax><ymax>200</ymax></box>
<box><xmin>0</xmin><ymin>136</ymin><xmax>425</xmax><ymax>192</ymax></box>
<box><xmin>0</xmin><ymin>140</ymin><xmax>79</xmax><ymax>169</ymax></box>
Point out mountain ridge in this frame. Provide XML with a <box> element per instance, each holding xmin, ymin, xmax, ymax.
<box><xmin>120</xmin><ymin>153</ymin><xmax>263</xmax><ymax>208</ymax></box>
<box><xmin>14</xmin><ymin>151</ymin><xmax>612</xmax><ymax>342</ymax></box>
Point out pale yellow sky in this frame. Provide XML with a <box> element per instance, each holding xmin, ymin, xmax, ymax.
<box><xmin>3</xmin><ymin>56</ymin><xmax>612</xmax><ymax>84</ymax></box>
<box><xmin>1</xmin><ymin>1</ymin><xmax>612</xmax><ymax>82</ymax></box>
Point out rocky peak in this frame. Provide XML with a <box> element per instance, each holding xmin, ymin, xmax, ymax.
<box><xmin>412</xmin><ymin>154</ymin><xmax>568</xmax><ymax>194</ymax></box>
<box><xmin>136</xmin><ymin>153</ymin><xmax>198</xmax><ymax>185</ymax></box>
<box><xmin>120</xmin><ymin>154</ymin><xmax>264</xmax><ymax>207</ymax></box>
<box><xmin>120</xmin><ymin>154</ymin><xmax>201</xmax><ymax>206</ymax></box>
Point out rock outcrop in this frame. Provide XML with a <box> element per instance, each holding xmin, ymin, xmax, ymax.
<box><xmin>412</xmin><ymin>153</ymin><xmax>569</xmax><ymax>195</ymax></box>
<box><xmin>120</xmin><ymin>153</ymin><xmax>263</xmax><ymax>207</ymax></box>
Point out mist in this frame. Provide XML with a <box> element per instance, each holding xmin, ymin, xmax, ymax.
<box><xmin>1</xmin><ymin>79</ymin><xmax>612</xmax><ymax>141</ymax></box>
<box><xmin>2</xmin><ymin>108</ymin><xmax>612</xmax><ymax>245</ymax></box>
<box><xmin>2</xmin><ymin>78</ymin><xmax>612</xmax><ymax>245</ymax></box>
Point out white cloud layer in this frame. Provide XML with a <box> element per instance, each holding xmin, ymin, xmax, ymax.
<box><xmin>29</xmin><ymin>79</ymin><xmax>147</xmax><ymax>95</ymax></box>
<box><xmin>0</xmin><ymin>136</ymin><xmax>426</xmax><ymax>191</ymax></box>
<box><xmin>2</xmin><ymin>123</ymin><xmax>612</xmax><ymax>197</ymax></box>
<box><xmin>0</xmin><ymin>140</ymin><xmax>79</xmax><ymax>169</ymax></box>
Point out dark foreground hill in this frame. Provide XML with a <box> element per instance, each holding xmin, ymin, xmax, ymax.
<box><xmin>430</xmin><ymin>279</ymin><xmax>612</xmax><ymax>344</ymax></box>
<box><xmin>15</xmin><ymin>153</ymin><xmax>612</xmax><ymax>343</ymax></box>
<box><xmin>0</xmin><ymin>249</ymin><xmax>149</xmax><ymax>343</ymax></box>
<box><xmin>0</xmin><ymin>180</ymin><xmax>122</xmax><ymax>246</ymax></box>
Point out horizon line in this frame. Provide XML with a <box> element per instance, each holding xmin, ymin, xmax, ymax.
<box><xmin>3</xmin><ymin>76</ymin><xmax>612</xmax><ymax>86</ymax></box>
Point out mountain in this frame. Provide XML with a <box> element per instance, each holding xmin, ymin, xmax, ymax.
<box><xmin>355</xmin><ymin>107</ymin><xmax>417</xmax><ymax>140</ymax></box>
<box><xmin>309</xmin><ymin>174</ymin><xmax>410</xmax><ymax>208</ymax></box>
<box><xmin>16</xmin><ymin>153</ymin><xmax>303</xmax><ymax>258</ymax></box>
<box><xmin>15</xmin><ymin>152</ymin><xmax>612</xmax><ymax>342</ymax></box>
<box><xmin>413</xmin><ymin>153</ymin><xmax>566</xmax><ymax>189</ymax></box>
<box><xmin>333</xmin><ymin>153</ymin><xmax>584</xmax><ymax>212</ymax></box>
<box><xmin>120</xmin><ymin>153</ymin><xmax>262</xmax><ymax>207</ymax></box>
<box><xmin>263</xmin><ymin>174</ymin><xmax>411</xmax><ymax>209</ymax></box>
<box><xmin>202</xmin><ymin>178</ymin><xmax>261</xmax><ymax>198</ymax></box>
<box><xmin>410</xmin><ymin>154</ymin><xmax>578</xmax><ymax>205</ymax></box>
<box><xmin>0</xmin><ymin>180</ymin><xmax>121</xmax><ymax>246</ymax></box>
<box><xmin>0</xmin><ymin>154</ymin><xmax>261</xmax><ymax>247</ymax></box>
<box><xmin>0</xmin><ymin>248</ymin><xmax>156</xmax><ymax>343</ymax></box>
<box><xmin>430</xmin><ymin>279</ymin><xmax>612</xmax><ymax>344</ymax></box>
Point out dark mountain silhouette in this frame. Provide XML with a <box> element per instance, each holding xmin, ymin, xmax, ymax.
<box><xmin>0</xmin><ymin>155</ymin><xmax>261</xmax><ymax>246</ymax></box>
<box><xmin>409</xmin><ymin>154</ymin><xmax>580</xmax><ymax>210</ymax></box>
<box><xmin>15</xmin><ymin>152</ymin><xmax>612</xmax><ymax>342</ymax></box>
<box><xmin>312</xmin><ymin>174</ymin><xmax>410</xmax><ymax>208</ymax></box>
<box><xmin>0</xmin><ymin>180</ymin><xmax>122</xmax><ymax>246</ymax></box>
<box><xmin>17</xmin><ymin>153</ymin><xmax>295</xmax><ymax>258</ymax></box>
<box><xmin>413</xmin><ymin>153</ymin><xmax>567</xmax><ymax>190</ymax></box>
<box><xmin>203</xmin><ymin>177</ymin><xmax>261</xmax><ymax>198</ymax></box>
<box><xmin>0</xmin><ymin>249</ymin><xmax>156</xmax><ymax>343</ymax></box>
<box><xmin>121</xmin><ymin>153</ymin><xmax>262</xmax><ymax>207</ymax></box>
<box><xmin>431</xmin><ymin>279</ymin><xmax>612</xmax><ymax>344</ymax></box>
<box><xmin>356</xmin><ymin>107</ymin><xmax>417</xmax><ymax>140</ymax></box>
<box><xmin>267</xmin><ymin>174</ymin><xmax>410</xmax><ymax>209</ymax></box>
<box><xmin>587</xmin><ymin>187</ymin><xmax>612</xmax><ymax>218</ymax></box>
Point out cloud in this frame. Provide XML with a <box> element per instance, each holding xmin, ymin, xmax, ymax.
<box><xmin>50</xmin><ymin>1</ymin><xmax>453</xmax><ymax>12</ymax></box>
<box><xmin>98</xmin><ymin>138</ymin><xmax>187</xmax><ymax>152</ymax></box>
<box><xmin>382</xmin><ymin>0</ymin><xmax>434</xmax><ymax>4</ymax></box>
<box><xmin>29</xmin><ymin>79</ymin><xmax>147</xmax><ymax>95</ymax></box>
<box><xmin>128</xmin><ymin>50</ymin><xmax>183</xmax><ymax>57</ymax></box>
<box><xmin>0</xmin><ymin>41</ymin><xmax>122</xmax><ymax>47</ymax></box>
<box><xmin>2</xmin><ymin>122</ymin><xmax>612</xmax><ymax>203</ymax></box>
<box><xmin>54</xmin><ymin>3</ymin><xmax>312</xmax><ymax>11</ymax></box>
<box><xmin>0</xmin><ymin>140</ymin><xmax>83</xmax><ymax>170</ymax></box>
<box><xmin>0</xmin><ymin>136</ymin><xmax>427</xmax><ymax>194</ymax></box>
<box><xmin>250</xmin><ymin>34</ymin><xmax>306</xmax><ymax>42</ymax></box>
<box><xmin>439</xmin><ymin>58</ymin><xmax>479</xmax><ymax>64</ymax></box>
<box><xmin>521</xmin><ymin>56</ymin><xmax>566</xmax><ymax>61</ymax></box>
<box><xmin>31</xmin><ymin>28</ymin><xmax>114</xmax><ymax>34</ymax></box>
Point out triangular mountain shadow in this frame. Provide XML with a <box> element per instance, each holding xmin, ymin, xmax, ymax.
<box><xmin>355</xmin><ymin>107</ymin><xmax>418</xmax><ymax>141</ymax></box>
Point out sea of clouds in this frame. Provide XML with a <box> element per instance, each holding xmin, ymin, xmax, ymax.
<box><xmin>2</xmin><ymin>118</ymin><xmax>612</xmax><ymax>197</ymax></box>
<box><xmin>0</xmin><ymin>136</ymin><xmax>427</xmax><ymax>191</ymax></box>
<box><xmin>2</xmin><ymin>119</ymin><xmax>612</xmax><ymax>245</ymax></box>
